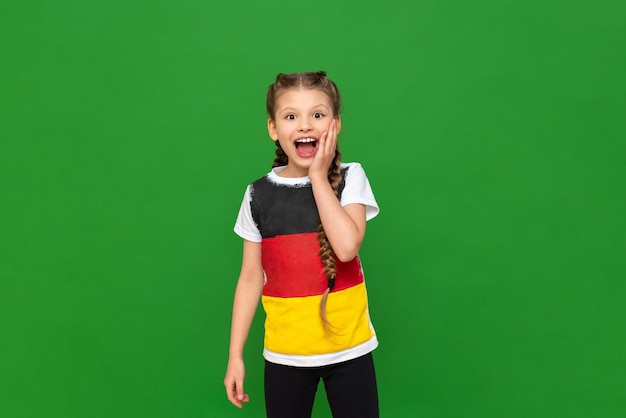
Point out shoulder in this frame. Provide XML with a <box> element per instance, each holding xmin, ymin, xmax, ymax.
<box><xmin>341</xmin><ymin>161</ymin><xmax>364</xmax><ymax>171</ymax></box>
<box><xmin>249</xmin><ymin>169</ymin><xmax>280</xmax><ymax>195</ymax></box>
<box><xmin>340</xmin><ymin>162</ymin><xmax>370</xmax><ymax>181</ymax></box>
<box><xmin>339</xmin><ymin>162</ymin><xmax>379</xmax><ymax>220</ymax></box>
<box><xmin>250</xmin><ymin>171</ymin><xmax>272</xmax><ymax>186</ymax></box>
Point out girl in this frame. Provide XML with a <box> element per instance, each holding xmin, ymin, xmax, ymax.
<box><xmin>224</xmin><ymin>71</ymin><xmax>380</xmax><ymax>418</ymax></box>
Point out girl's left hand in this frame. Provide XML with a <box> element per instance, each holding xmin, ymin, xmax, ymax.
<box><xmin>309</xmin><ymin>119</ymin><xmax>338</xmax><ymax>180</ymax></box>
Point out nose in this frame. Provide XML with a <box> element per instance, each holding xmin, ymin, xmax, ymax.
<box><xmin>298</xmin><ymin>119</ymin><xmax>312</xmax><ymax>132</ymax></box>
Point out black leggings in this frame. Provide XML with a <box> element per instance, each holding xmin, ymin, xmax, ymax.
<box><xmin>264</xmin><ymin>353</ymin><xmax>379</xmax><ymax>418</ymax></box>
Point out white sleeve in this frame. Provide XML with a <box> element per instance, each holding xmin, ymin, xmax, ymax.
<box><xmin>233</xmin><ymin>185</ymin><xmax>262</xmax><ymax>242</ymax></box>
<box><xmin>340</xmin><ymin>163</ymin><xmax>380</xmax><ymax>221</ymax></box>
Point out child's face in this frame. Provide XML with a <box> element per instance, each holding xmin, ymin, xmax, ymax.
<box><xmin>268</xmin><ymin>88</ymin><xmax>341</xmax><ymax>177</ymax></box>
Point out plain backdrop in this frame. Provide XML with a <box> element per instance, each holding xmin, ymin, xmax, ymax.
<box><xmin>1</xmin><ymin>0</ymin><xmax>625</xmax><ymax>417</ymax></box>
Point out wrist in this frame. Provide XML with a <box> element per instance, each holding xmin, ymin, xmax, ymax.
<box><xmin>228</xmin><ymin>353</ymin><xmax>244</xmax><ymax>362</ymax></box>
<box><xmin>228</xmin><ymin>346</ymin><xmax>244</xmax><ymax>359</ymax></box>
<box><xmin>308</xmin><ymin>171</ymin><xmax>328</xmax><ymax>184</ymax></box>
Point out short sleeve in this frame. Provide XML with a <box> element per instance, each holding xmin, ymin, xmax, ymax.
<box><xmin>233</xmin><ymin>185</ymin><xmax>262</xmax><ymax>242</ymax></box>
<box><xmin>340</xmin><ymin>163</ymin><xmax>380</xmax><ymax>221</ymax></box>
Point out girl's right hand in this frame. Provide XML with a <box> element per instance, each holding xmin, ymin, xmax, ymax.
<box><xmin>224</xmin><ymin>358</ymin><xmax>250</xmax><ymax>408</ymax></box>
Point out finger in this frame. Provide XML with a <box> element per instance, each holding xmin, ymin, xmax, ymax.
<box><xmin>320</xmin><ymin>126</ymin><xmax>332</xmax><ymax>156</ymax></box>
<box><xmin>328</xmin><ymin>119</ymin><xmax>335</xmax><ymax>142</ymax></box>
<box><xmin>328</xmin><ymin>119</ymin><xmax>337</xmax><ymax>153</ymax></box>
<box><xmin>225</xmin><ymin>382</ymin><xmax>242</xmax><ymax>408</ymax></box>
<box><xmin>229</xmin><ymin>395</ymin><xmax>242</xmax><ymax>408</ymax></box>
<box><xmin>318</xmin><ymin>129</ymin><xmax>328</xmax><ymax>151</ymax></box>
<box><xmin>328</xmin><ymin>119</ymin><xmax>337</xmax><ymax>151</ymax></box>
<box><xmin>236</xmin><ymin>379</ymin><xmax>245</xmax><ymax>403</ymax></box>
<box><xmin>231</xmin><ymin>391</ymin><xmax>249</xmax><ymax>408</ymax></box>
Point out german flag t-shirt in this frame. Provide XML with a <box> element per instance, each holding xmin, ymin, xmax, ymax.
<box><xmin>234</xmin><ymin>162</ymin><xmax>379</xmax><ymax>367</ymax></box>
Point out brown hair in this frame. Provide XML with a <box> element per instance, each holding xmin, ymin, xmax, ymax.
<box><xmin>266</xmin><ymin>71</ymin><xmax>343</xmax><ymax>332</ymax></box>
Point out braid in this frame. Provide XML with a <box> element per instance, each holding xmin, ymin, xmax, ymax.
<box><xmin>272</xmin><ymin>141</ymin><xmax>288</xmax><ymax>168</ymax></box>
<box><xmin>319</xmin><ymin>147</ymin><xmax>343</xmax><ymax>331</ymax></box>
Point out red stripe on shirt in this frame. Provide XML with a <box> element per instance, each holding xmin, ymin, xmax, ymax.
<box><xmin>261</xmin><ymin>232</ymin><xmax>364</xmax><ymax>298</ymax></box>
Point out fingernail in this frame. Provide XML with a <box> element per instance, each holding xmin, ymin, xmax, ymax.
<box><xmin>238</xmin><ymin>395</ymin><xmax>243</xmax><ymax>400</ymax></box>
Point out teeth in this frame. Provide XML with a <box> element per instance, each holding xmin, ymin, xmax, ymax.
<box><xmin>296</xmin><ymin>138</ymin><xmax>316</xmax><ymax>143</ymax></box>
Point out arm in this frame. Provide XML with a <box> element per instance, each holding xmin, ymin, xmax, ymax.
<box><xmin>224</xmin><ymin>239</ymin><xmax>264</xmax><ymax>408</ymax></box>
<box><xmin>309</xmin><ymin>119</ymin><xmax>367</xmax><ymax>262</ymax></box>
<box><xmin>310</xmin><ymin>178</ymin><xmax>366</xmax><ymax>262</ymax></box>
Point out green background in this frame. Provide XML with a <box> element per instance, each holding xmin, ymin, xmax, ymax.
<box><xmin>1</xmin><ymin>0</ymin><xmax>625</xmax><ymax>417</ymax></box>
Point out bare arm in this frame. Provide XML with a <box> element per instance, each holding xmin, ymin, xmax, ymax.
<box><xmin>309</xmin><ymin>119</ymin><xmax>366</xmax><ymax>262</ymax></box>
<box><xmin>224</xmin><ymin>239</ymin><xmax>264</xmax><ymax>408</ymax></box>
<box><xmin>310</xmin><ymin>177</ymin><xmax>366</xmax><ymax>262</ymax></box>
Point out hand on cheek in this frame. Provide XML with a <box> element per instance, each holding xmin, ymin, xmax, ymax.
<box><xmin>309</xmin><ymin>119</ymin><xmax>337</xmax><ymax>179</ymax></box>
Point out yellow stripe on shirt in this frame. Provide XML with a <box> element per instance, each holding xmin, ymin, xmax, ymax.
<box><xmin>262</xmin><ymin>282</ymin><xmax>375</xmax><ymax>356</ymax></box>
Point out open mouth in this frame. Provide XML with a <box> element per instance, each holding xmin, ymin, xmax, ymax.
<box><xmin>295</xmin><ymin>137</ymin><xmax>317</xmax><ymax>157</ymax></box>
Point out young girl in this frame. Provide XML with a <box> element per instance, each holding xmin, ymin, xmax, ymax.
<box><xmin>224</xmin><ymin>71</ymin><xmax>380</xmax><ymax>418</ymax></box>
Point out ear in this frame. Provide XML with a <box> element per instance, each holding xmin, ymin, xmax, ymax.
<box><xmin>267</xmin><ymin>118</ymin><xmax>278</xmax><ymax>141</ymax></box>
<box><xmin>335</xmin><ymin>115</ymin><xmax>342</xmax><ymax>136</ymax></box>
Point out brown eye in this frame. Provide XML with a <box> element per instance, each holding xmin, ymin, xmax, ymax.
<box><xmin>313</xmin><ymin>112</ymin><xmax>324</xmax><ymax>119</ymax></box>
<box><xmin>286</xmin><ymin>114</ymin><xmax>296</xmax><ymax>120</ymax></box>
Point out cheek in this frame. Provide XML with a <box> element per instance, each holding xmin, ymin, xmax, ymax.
<box><xmin>320</xmin><ymin>120</ymin><xmax>334</xmax><ymax>132</ymax></box>
<box><xmin>279</xmin><ymin>125</ymin><xmax>293</xmax><ymax>137</ymax></box>
<box><xmin>312</xmin><ymin>119</ymin><xmax>326</xmax><ymax>128</ymax></box>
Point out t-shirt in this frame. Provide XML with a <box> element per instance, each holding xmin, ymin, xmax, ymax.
<box><xmin>234</xmin><ymin>162</ymin><xmax>380</xmax><ymax>367</ymax></box>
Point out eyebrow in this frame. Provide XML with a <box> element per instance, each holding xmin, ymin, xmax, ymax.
<box><xmin>278</xmin><ymin>104</ymin><xmax>330</xmax><ymax>113</ymax></box>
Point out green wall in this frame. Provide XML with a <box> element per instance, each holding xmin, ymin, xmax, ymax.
<box><xmin>2</xmin><ymin>1</ymin><xmax>625</xmax><ymax>417</ymax></box>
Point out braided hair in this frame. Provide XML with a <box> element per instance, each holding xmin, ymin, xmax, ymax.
<box><xmin>267</xmin><ymin>71</ymin><xmax>343</xmax><ymax>331</ymax></box>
